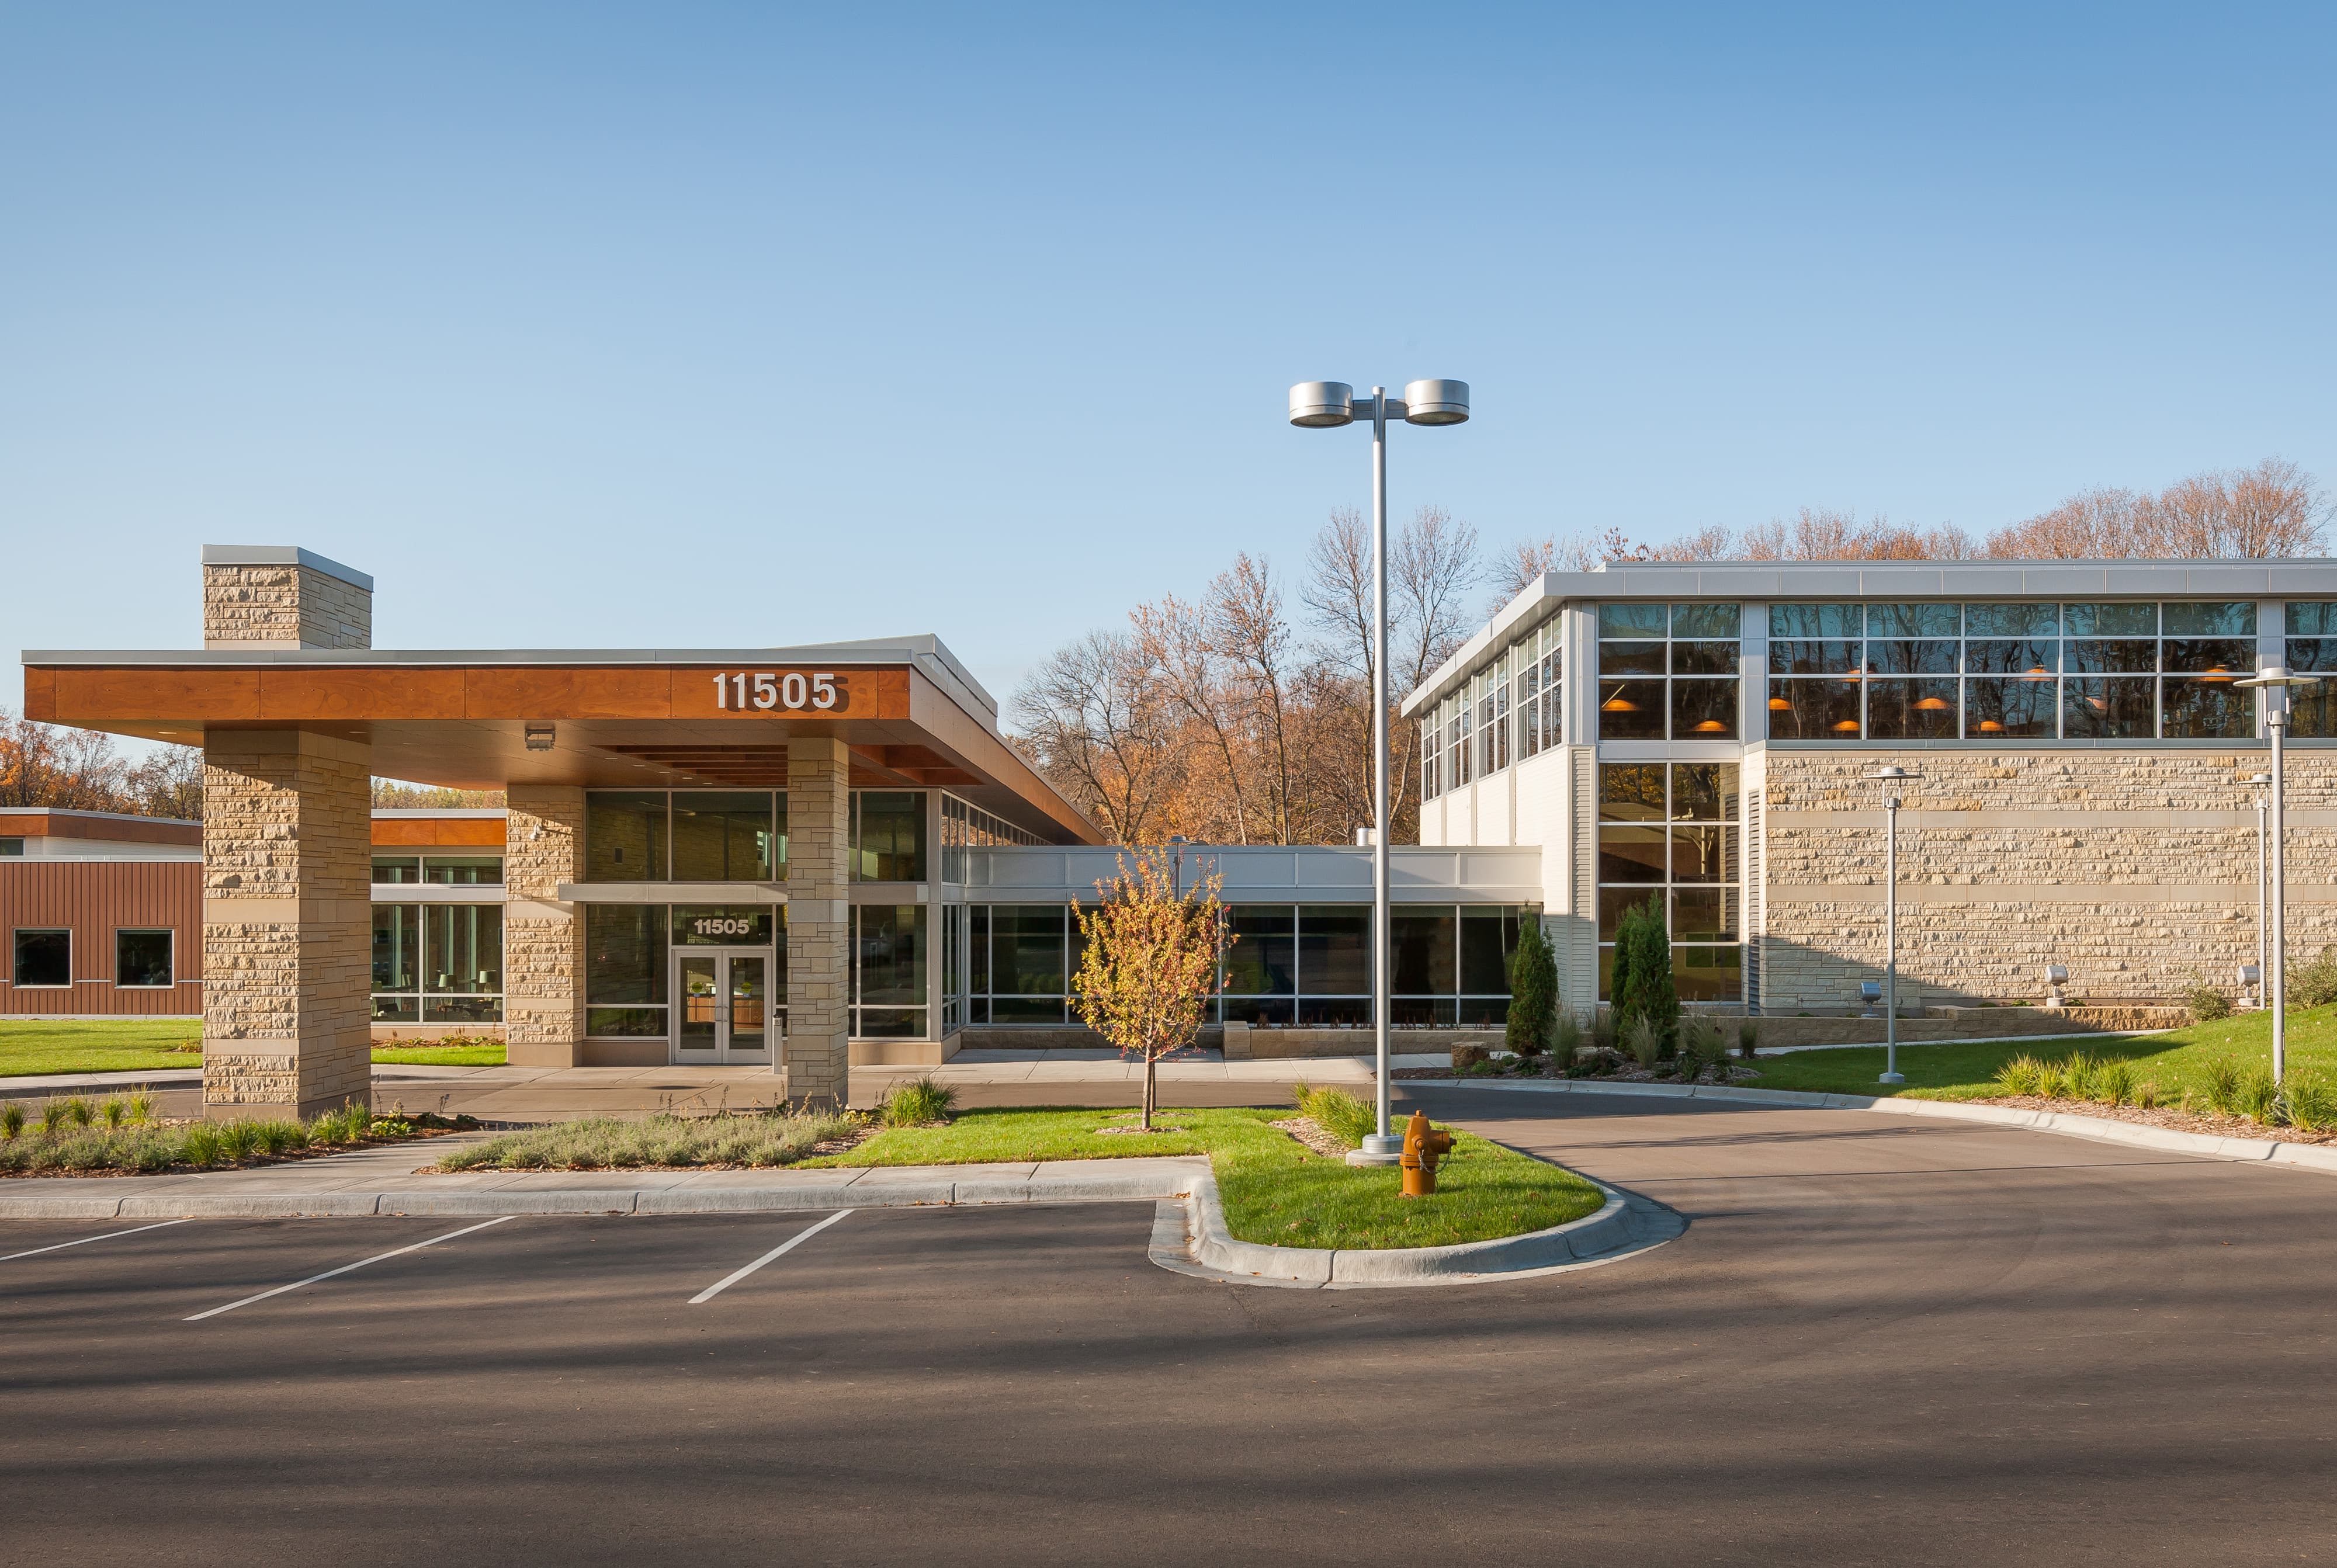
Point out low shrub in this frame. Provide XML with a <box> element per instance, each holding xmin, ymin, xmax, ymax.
<box><xmin>1</xmin><ymin>1103</ymin><xmax>22</xmax><ymax>1139</ymax></box>
<box><xmin>2238</xmin><ymin>1067</ymin><xmax>2281</xmax><ymax>1126</ymax></box>
<box><xmin>1293</xmin><ymin>1082</ymin><xmax>1376</xmax><ymax>1149</ymax></box>
<box><xmin>1995</xmin><ymin>1055</ymin><xmax>2044</xmax><ymax>1097</ymax></box>
<box><xmin>2203</xmin><ymin>1058</ymin><xmax>2243</xmax><ymax>1118</ymax></box>
<box><xmin>2288</xmin><ymin>945</ymin><xmax>2337</xmax><ymax>1008</ymax></box>
<box><xmin>2096</xmin><ymin>1060</ymin><xmax>2135</xmax><ymax>1107</ymax></box>
<box><xmin>882</xmin><ymin>1075</ymin><xmax>958</xmax><ymax>1128</ymax></box>
<box><xmin>2180</xmin><ymin>970</ymin><xmax>2232</xmax><ymax>1022</ymax></box>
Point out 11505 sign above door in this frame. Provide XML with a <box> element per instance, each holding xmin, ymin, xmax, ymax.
<box><xmin>711</xmin><ymin>672</ymin><xmax>845</xmax><ymax>711</ymax></box>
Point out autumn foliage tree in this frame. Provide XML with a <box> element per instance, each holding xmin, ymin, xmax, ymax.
<box><xmin>1069</xmin><ymin>848</ymin><xmax>1233</xmax><ymax>1130</ymax></box>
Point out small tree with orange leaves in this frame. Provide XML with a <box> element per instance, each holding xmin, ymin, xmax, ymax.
<box><xmin>1071</xmin><ymin>848</ymin><xmax>1233</xmax><ymax>1130</ymax></box>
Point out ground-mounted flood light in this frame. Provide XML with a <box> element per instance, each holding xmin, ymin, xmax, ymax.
<box><xmin>1288</xmin><ymin>376</ymin><xmax>1472</xmax><ymax>1164</ymax></box>
<box><xmin>2235</xmin><ymin>669</ymin><xmax>2319</xmax><ymax>1080</ymax></box>
<box><xmin>525</xmin><ymin>724</ymin><xmax>556</xmax><ymax>751</ymax></box>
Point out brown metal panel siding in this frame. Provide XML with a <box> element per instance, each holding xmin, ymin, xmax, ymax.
<box><xmin>0</xmin><ymin>861</ymin><xmax>203</xmax><ymax>1015</ymax></box>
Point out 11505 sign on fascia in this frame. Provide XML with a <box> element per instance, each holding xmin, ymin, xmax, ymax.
<box><xmin>710</xmin><ymin>671</ymin><xmax>844</xmax><ymax>711</ymax></box>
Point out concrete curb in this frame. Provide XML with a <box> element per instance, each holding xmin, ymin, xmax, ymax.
<box><xmin>1402</xmin><ymin>1077</ymin><xmax>2337</xmax><ymax>1174</ymax></box>
<box><xmin>0</xmin><ymin>1162</ymin><xmax>1205</xmax><ymax>1220</ymax></box>
<box><xmin>1158</xmin><ymin>1167</ymin><xmax>1683</xmax><ymax>1289</ymax></box>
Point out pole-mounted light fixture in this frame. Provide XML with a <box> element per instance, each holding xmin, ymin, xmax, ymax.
<box><xmin>2235</xmin><ymin>669</ymin><xmax>2319</xmax><ymax>1080</ymax></box>
<box><xmin>1866</xmin><ymin>766</ymin><xmax>1916</xmax><ymax>1085</ymax></box>
<box><xmin>1289</xmin><ymin>378</ymin><xmax>1471</xmax><ymax>1164</ymax></box>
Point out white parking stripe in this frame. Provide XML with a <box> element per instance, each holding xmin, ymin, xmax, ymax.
<box><xmin>0</xmin><ymin>1218</ymin><xmax>192</xmax><ymax>1263</ymax></box>
<box><xmin>689</xmin><ymin>1210</ymin><xmax>853</xmax><ymax>1304</ymax></box>
<box><xmin>183</xmin><ymin>1215</ymin><xmax>515</xmax><ymax>1322</ymax></box>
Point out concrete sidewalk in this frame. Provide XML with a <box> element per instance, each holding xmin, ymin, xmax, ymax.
<box><xmin>0</xmin><ymin>1133</ymin><xmax>1211</xmax><ymax>1219</ymax></box>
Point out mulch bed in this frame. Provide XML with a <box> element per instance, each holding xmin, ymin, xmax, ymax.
<box><xmin>1271</xmin><ymin>1115</ymin><xmax>1350</xmax><ymax>1159</ymax></box>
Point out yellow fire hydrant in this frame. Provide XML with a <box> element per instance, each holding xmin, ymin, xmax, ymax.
<box><xmin>1400</xmin><ymin>1108</ymin><xmax>1454</xmax><ymax>1197</ymax></box>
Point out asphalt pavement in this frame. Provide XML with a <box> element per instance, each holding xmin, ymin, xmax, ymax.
<box><xmin>3</xmin><ymin>1084</ymin><xmax>2332</xmax><ymax>1566</ymax></box>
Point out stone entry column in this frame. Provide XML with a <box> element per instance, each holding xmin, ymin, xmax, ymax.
<box><xmin>785</xmin><ymin>736</ymin><xmax>851</xmax><ymax>1108</ymax></box>
<box><xmin>505</xmin><ymin>787</ymin><xmax>585</xmax><ymax>1067</ymax></box>
<box><xmin>202</xmin><ymin>730</ymin><xmax>373</xmax><ymax>1118</ymax></box>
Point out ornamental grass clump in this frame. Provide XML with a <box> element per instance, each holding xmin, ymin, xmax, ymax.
<box><xmin>2238</xmin><ymin>1067</ymin><xmax>2281</xmax><ymax>1126</ymax></box>
<box><xmin>1551</xmin><ymin>1011</ymin><xmax>1584</xmax><ymax>1071</ymax></box>
<box><xmin>2034</xmin><ymin>1063</ymin><xmax>2068</xmax><ymax>1100</ymax></box>
<box><xmin>100</xmin><ymin>1098</ymin><xmax>127</xmax><ymax>1130</ymax></box>
<box><xmin>2062</xmin><ymin>1054</ymin><xmax>2097</xmax><ymax>1102</ymax></box>
<box><xmin>1</xmin><ymin>1103</ymin><xmax>23</xmax><ymax>1140</ymax></box>
<box><xmin>2282</xmin><ymin>1074</ymin><xmax>2337</xmax><ymax>1134</ymax></box>
<box><xmin>882</xmin><ymin>1076</ymin><xmax>958</xmax><ymax>1128</ymax></box>
<box><xmin>126</xmin><ymin>1092</ymin><xmax>154</xmax><ymax>1126</ymax></box>
<box><xmin>65</xmin><ymin>1097</ymin><xmax>93</xmax><ymax>1129</ymax></box>
<box><xmin>40</xmin><ymin>1101</ymin><xmax>70</xmax><ymax>1136</ymax></box>
<box><xmin>179</xmin><ymin>1124</ymin><xmax>224</xmax><ymax>1168</ymax></box>
<box><xmin>1292</xmin><ymin>1082</ymin><xmax>1375</xmax><ymax>1150</ymax></box>
<box><xmin>2096</xmin><ymin>1060</ymin><xmax>2136</xmax><ymax>1107</ymax></box>
<box><xmin>1737</xmin><ymin>1018</ymin><xmax>1760</xmax><ymax>1061</ymax></box>
<box><xmin>1995</xmin><ymin>1055</ymin><xmax>2045</xmax><ymax>1097</ymax></box>
<box><xmin>1622</xmin><ymin>1014</ymin><xmax>1663</xmax><ymax>1070</ymax></box>
<box><xmin>2202</xmin><ymin>1058</ymin><xmax>2242</xmax><ymax>1118</ymax></box>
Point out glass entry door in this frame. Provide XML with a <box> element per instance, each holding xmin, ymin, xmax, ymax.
<box><xmin>673</xmin><ymin>948</ymin><xmax>773</xmax><ymax>1063</ymax></box>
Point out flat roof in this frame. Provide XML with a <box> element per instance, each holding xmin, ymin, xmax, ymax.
<box><xmin>1400</xmin><ymin>556</ymin><xmax>2337</xmax><ymax>716</ymax></box>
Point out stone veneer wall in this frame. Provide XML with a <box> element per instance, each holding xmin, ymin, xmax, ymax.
<box><xmin>504</xmin><ymin>787</ymin><xmax>585</xmax><ymax>1067</ymax></box>
<box><xmin>202</xmin><ymin>563</ymin><xmax>372</xmax><ymax>649</ymax></box>
<box><xmin>1759</xmin><ymin>750</ymin><xmax>2337</xmax><ymax>1012</ymax></box>
<box><xmin>786</xmin><ymin>737</ymin><xmax>851</xmax><ymax>1106</ymax></box>
<box><xmin>201</xmin><ymin>730</ymin><xmax>373</xmax><ymax>1115</ymax></box>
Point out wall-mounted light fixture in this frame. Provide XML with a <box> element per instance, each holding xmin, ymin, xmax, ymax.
<box><xmin>525</xmin><ymin>724</ymin><xmax>556</xmax><ymax>752</ymax></box>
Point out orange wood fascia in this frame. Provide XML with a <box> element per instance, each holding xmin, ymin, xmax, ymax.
<box><xmin>261</xmin><ymin>667</ymin><xmax>467</xmax><ymax>721</ymax></box>
<box><xmin>904</xmin><ymin>671</ymin><xmax>1102</xmax><ymax>844</ymax></box>
<box><xmin>45</xmin><ymin>667</ymin><xmax>265</xmax><ymax>723</ymax></box>
<box><xmin>21</xmin><ymin>667</ymin><xmax>56</xmax><ymax>723</ymax></box>
<box><xmin>370</xmin><ymin>818</ymin><xmax>507</xmax><ymax>847</ymax></box>
<box><xmin>463</xmin><ymin>667</ymin><xmax>677</xmax><ymax>720</ymax></box>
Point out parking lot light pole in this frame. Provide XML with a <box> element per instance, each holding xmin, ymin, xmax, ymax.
<box><xmin>1867</xmin><ymin>766</ymin><xmax>1916</xmax><ymax>1085</ymax></box>
<box><xmin>2235</xmin><ymin>671</ymin><xmax>2317</xmax><ymax>1082</ymax></box>
<box><xmin>1289</xmin><ymin>379</ymin><xmax>1469</xmax><ymax>1160</ymax></box>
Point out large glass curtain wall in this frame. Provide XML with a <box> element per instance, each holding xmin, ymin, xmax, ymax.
<box><xmin>1597</xmin><ymin>603</ymin><xmax>1743</xmax><ymax>741</ymax></box>
<box><xmin>373</xmin><ymin>855</ymin><xmax>504</xmax><ymax>884</ymax></box>
<box><xmin>584</xmin><ymin>904</ymin><xmax>785</xmax><ymax>1039</ymax></box>
<box><xmin>372</xmin><ymin>903</ymin><xmax>504</xmax><ymax>1022</ymax></box>
<box><xmin>1767</xmin><ymin>602</ymin><xmax>2259</xmax><ymax>740</ymax></box>
<box><xmin>851</xmin><ymin>793</ymin><xmax>928</xmax><ymax>881</ymax></box>
<box><xmin>1595</xmin><ymin>762</ymin><xmax>1742</xmax><ymax>1003</ymax></box>
<box><xmin>963</xmin><ymin>903</ymin><xmax>1521</xmax><ymax>1027</ymax></box>
<box><xmin>1421</xmin><ymin>616</ymin><xmax>1561</xmax><ymax>801</ymax></box>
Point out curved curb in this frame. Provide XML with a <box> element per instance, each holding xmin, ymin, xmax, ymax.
<box><xmin>1154</xmin><ymin>1167</ymin><xmax>1684</xmax><ymax>1289</ymax></box>
<box><xmin>1400</xmin><ymin>1078</ymin><xmax>2337</xmax><ymax>1175</ymax></box>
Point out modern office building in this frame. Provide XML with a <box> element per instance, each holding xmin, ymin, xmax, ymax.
<box><xmin>21</xmin><ymin>548</ymin><xmax>2331</xmax><ymax>1116</ymax></box>
<box><xmin>1406</xmin><ymin>558</ymin><xmax>2337</xmax><ymax>1018</ymax></box>
<box><xmin>18</xmin><ymin>547</ymin><xmax>1538</xmax><ymax>1115</ymax></box>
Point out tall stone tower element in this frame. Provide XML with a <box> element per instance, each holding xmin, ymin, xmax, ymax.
<box><xmin>199</xmin><ymin>546</ymin><xmax>375</xmax><ymax>1116</ymax></box>
<box><xmin>201</xmin><ymin>545</ymin><xmax>374</xmax><ymax>650</ymax></box>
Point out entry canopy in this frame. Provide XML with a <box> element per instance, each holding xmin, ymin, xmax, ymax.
<box><xmin>21</xmin><ymin>636</ymin><xmax>1100</xmax><ymax>846</ymax></box>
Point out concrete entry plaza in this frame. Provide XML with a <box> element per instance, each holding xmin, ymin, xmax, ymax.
<box><xmin>5</xmin><ymin>1090</ymin><xmax>2336</xmax><ymax>1565</ymax></box>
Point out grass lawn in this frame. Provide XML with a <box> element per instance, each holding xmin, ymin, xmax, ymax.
<box><xmin>812</xmin><ymin>1105</ymin><xmax>1608</xmax><ymax>1250</ymax></box>
<box><xmin>1746</xmin><ymin>1004</ymin><xmax>2337</xmax><ymax>1102</ymax></box>
<box><xmin>0</xmin><ymin>1020</ymin><xmax>505</xmax><ymax>1077</ymax></box>
<box><xmin>371</xmin><ymin>1042</ymin><xmax>507</xmax><ymax>1067</ymax></box>
<box><xmin>0</xmin><ymin>1019</ymin><xmax>200</xmax><ymax>1077</ymax></box>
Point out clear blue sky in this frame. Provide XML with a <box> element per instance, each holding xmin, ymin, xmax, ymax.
<box><xmin>5</xmin><ymin>3</ymin><xmax>2332</xmax><ymax>720</ymax></box>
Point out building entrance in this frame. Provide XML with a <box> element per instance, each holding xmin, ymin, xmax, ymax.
<box><xmin>673</xmin><ymin>948</ymin><xmax>774</xmax><ymax>1064</ymax></box>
